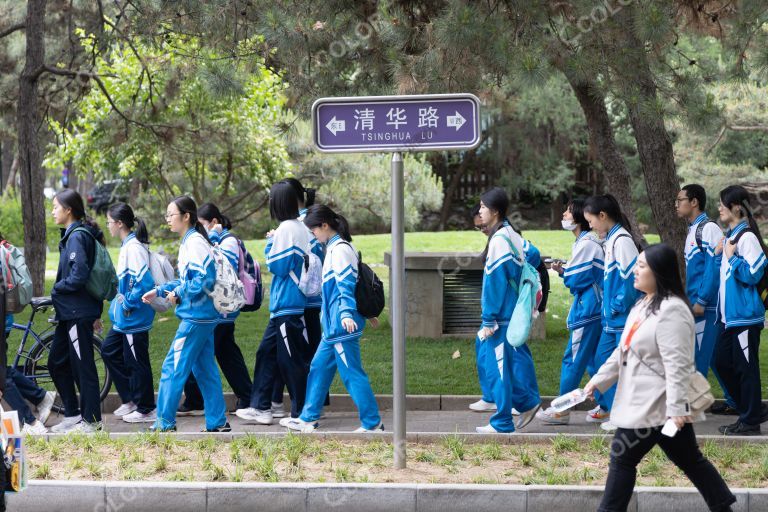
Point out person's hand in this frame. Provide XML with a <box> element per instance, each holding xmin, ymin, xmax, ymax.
<box><xmin>583</xmin><ymin>381</ymin><xmax>597</xmax><ymax>401</ymax></box>
<box><xmin>266</xmin><ymin>229</ymin><xmax>275</xmax><ymax>239</ymax></box>
<box><xmin>167</xmin><ymin>291</ymin><xmax>179</xmax><ymax>305</ymax></box>
<box><xmin>714</xmin><ymin>239</ymin><xmax>723</xmax><ymax>256</ymax></box>
<box><xmin>368</xmin><ymin>317</ymin><xmax>380</xmax><ymax>328</ymax></box>
<box><xmin>724</xmin><ymin>239</ymin><xmax>737</xmax><ymax>259</ymax></box>
<box><xmin>142</xmin><ymin>289</ymin><xmax>158</xmax><ymax>304</ymax></box>
<box><xmin>692</xmin><ymin>303</ymin><xmax>705</xmax><ymax>316</ymax></box>
<box><xmin>93</xmin><ymin>319</ymin><xmax>103</xmax><ymax>334</ymax></box>
<box><xmin>480</xmin><ymin>326</ymin><xmax>496</xmax><ymax>340</ymax></box>
<box><xmin>551</xmin><ymin>261</ymin><xmax>564</xmax><ymax>275</ymax></box>
<box><xmin>342</xmin><ymin>317</ymin><xmax>358</xmax><ymax>333</ymax></box>
<box><xmin>671</xmin><ymin>415</ymin><xmax>692</xmax><ymax>429</ymax></box>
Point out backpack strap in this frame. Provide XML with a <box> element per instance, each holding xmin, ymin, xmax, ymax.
<box><xmin>695</xmin><ymin>219</ymin><xmax>718</xmax><ymax>252</ymax></box>
<box><xmin>611</xmin><ymin>233</ymin><xmax>631</xmax><ymax>256</ymax></box>
<box><xmin>496</xmin><ymin>232</ymin><xmax>523</xmax><ymax>295</ymax></box>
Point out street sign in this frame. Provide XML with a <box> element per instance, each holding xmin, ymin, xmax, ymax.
<box><xmin>312</xmin><ymin>94</ymin><xmax>481</xmax><ymax>153</ymax></box>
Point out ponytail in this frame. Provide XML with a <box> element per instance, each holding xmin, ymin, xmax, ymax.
<box><xmin>303</xmin><ymin>204</ymin><xmax>353</xmax><ymax>242</ymax></box>
<box><xmin>741</xmin><ymin>199</ymin><xmax>768</xmax><ymax>257</ymax></box>
<box><xmin>134</xmin><ymin>217</ymin><xmax>149</xmax><ymax>244</ymax></box>
<box><xmin>108</xmin><ymin>202</ymin><xmax>150</xmax><ymax>244</ymax></box>
<box><xmin>305</xmin><ymin>188</ymin><xmax>316</xmax><ymax>208</ymax></box>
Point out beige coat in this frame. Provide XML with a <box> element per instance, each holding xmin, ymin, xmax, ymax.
<box><xmin>589</xmin><ymin>296</ymin><xmax>702</xmax><ymax>429</ymax></box>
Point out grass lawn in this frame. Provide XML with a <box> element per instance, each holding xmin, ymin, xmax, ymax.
<box><xmin>24</xmin><ymin>433</ymin><xmax>768</xmax><ymax>486</ymax></box>
<box><xmin>23</xmin><ymin>230</ymin><xmax>764</xmax><ymax>397</ymax></box>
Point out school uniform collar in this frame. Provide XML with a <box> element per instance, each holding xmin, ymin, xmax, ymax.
<box><xmin>298</xmin><ymin>208</ymin><xmax>308</xmax><ymax>218</ymax></box>
<box><xmin>219</xmin><ymin>228</ymin><xmax>230</xmax><ymax>239</ymax></box>
<box><xmin>327</xmin><ymin>234</ymin><xmax>342</xmax><ymax>248</ymax></box>
<box><xmin>122</xmin><ymin>232</ymin><xmax>136</xmax><ymax>246</ymax></box>
<box><xmin>727</xmin><ymin>221</ymin><xmax>749</xmax><ymax>239</ymax></box>
<box><xmin>61</xmin><ymin>220</ymin><xmax>84</xmax><ymax>238</ymax></box>
<box><xmin>689</xmin><ymin>213</ymin><xmax>708</xmax><ymax>227</ymax></box>
<box><xmin>607</xmin><ymin>223</ymin><xmax>622</xmax><ymax>239</ymax></box>
<box><xmin>576</xmin><ymin>230</ymin><xmax>590</xmax><ymax>242</ymax></box>
<box><xmin>182</xmin><ymin>228</ymin><xmax>197</xmax><ymax>244</ymax></box>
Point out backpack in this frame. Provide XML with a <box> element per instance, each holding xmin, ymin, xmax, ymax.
<box><xmin>535</xmin><ymin>260</ymin><xmax>550</xmax><ymax>313</ymax></box>
<box><xmin>209</xmin><ymin>244</ymin><xmax>246</xmax><ymax>314</ymax></box>
<box><xmin>72</xmin><ymin>227</ymin><xmax>118</xmax><ymax>302</ymax></box>
<box><xmin>298</xmin><ymin>252</ymin><xmax>323</xmax><ymax>298</ymax></box>
<box><xmin>340</xmin><ymin>242</ymin><xmax>385</xmax><ymax>319</ymax></box>
<box><xmin>0</xmin><ymin>241</ymin><xmax>33</xmax><ymax>314</ymax></box>
<box><xmin>498</xmin><ymin>234</ymin><xmax>542</xmax><ymax>347</ymax></box>
<box><xmin>143</xmin><ymin>246</ymin><xmax>175</xmax><ymax>313</ymax></box>
<box><xmin>223</xmin><ymin>234</ymin><xmax>262</xmax><ymax>313</ymax></box>
<box><xmin>730</xmin><ymin>229</ymin><xmax>768</xmax><ymax>308</ymax></box>
<box><xmin>695</xmin><ymin>220</ymin><xmax>720</xmax><ymax>252</ymax></box>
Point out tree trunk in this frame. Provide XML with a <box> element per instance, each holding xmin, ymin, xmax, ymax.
<box><xmin>16</xmin><ymin>0</ymin><xmax>48</xmax><ymax>295</ymax></box>
<box><xmin>564</xmin><ymin>71</ymin><xmax>644</xmax><ymax>242</ymax></box>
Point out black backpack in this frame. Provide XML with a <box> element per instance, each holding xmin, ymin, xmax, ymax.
<box><xmin>339</xmin><ymin>242</ymin><xmax>385</xmax><ymax>319</ymax></box>
<box><xmin>695</xmin><ymin>220</ymin><xmax>720</xmax><ymax>252</ymax></box>
<box><xmin>730</xmin><ymin>229</ymin><xmax>768</xmax><ymax>308</ymax></box>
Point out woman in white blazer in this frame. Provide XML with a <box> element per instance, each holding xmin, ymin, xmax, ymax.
<box><xmin>584</xmin><ymin>243</ymin><xmax>735</xmax><ymax>512</ymax></box>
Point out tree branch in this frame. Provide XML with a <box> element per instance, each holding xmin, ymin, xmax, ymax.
<box><xmin>0</xmin><ymin>22</ymin><xmax>25</xmax><ymax>39</ymax></box>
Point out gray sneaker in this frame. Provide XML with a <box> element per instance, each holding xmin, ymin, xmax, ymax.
<box><xmin>50</xmin><ymin>415</ymin><xmax>82</xmax><ymax>433</ymax></box>
<box><xmin>514</xmin><ymin>403</ymin><xmax>541</xmax><ymax>430</ymax></box>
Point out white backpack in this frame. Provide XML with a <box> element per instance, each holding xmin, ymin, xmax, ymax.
<box><xmin>209</xmin><ymin>244</ymin><xmax>246</xmax><ymax>314</ymax></box>
<box><xmin>144</xmin><ymin>246</ymin><xmax>175</xmax><ymax>313</ymax></box>
<box><xmin>298</xmin><ymin>252</ymin><xmax>323</xmax><ymax>298</ymax></box>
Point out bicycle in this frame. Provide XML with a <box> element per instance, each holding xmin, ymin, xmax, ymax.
<box><xmin>7</xmin><ymin>296</ymin><xmax>112</xmax><ymax>414</ymax></box>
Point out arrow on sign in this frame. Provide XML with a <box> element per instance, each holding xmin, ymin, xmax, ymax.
<box><xmin>325</xmin><ymin>116</ymin><xmax>346</xmax><ymax>135</ymax></box>
<box><xmin>446</xmin><ymin>111</ymin><xmax>466</xmax><ymax>131</ymax></box>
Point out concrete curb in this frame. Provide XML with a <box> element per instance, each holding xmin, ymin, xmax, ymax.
<box><xmin>6</xmin><ymin>481</ymin><xmax>762</xmax><ymax>511</ymax></box>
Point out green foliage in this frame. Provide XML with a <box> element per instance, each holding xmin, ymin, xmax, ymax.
<box><xmin>0</xmin><ymin>191</ymin><xmax>62</xmax><ymax>249</ymax></box>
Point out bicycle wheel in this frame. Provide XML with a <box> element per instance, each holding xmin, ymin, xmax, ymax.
<box><xmin>24</xmin><ymin>332</ymin><xmax>113</xmax><ymax>415</ymax></box>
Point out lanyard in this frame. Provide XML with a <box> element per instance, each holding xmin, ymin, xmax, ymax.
<box><xmin>621</xmin><ymin>302</ymin><xmax>650</xmax><ymax>352</ymax></box>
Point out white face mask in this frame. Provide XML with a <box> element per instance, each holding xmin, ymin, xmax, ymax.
<box><xmin>561</xmin><ymin>219</ymin><xmax>578</xmax><ymax>231</ymax></box>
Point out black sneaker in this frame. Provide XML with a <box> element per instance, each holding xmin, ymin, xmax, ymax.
<box><xmin>719</xmin><ymin>421</ymin><xmax>761</xmax><ymax>436</ymax></box>
<box><xmin>177</xmin><ymin>404</ymin><xmax>205</xmax><ymax>417</ymax></box>
<box><xmin>709</xmin><ymin>402</ymin><xmax>739</xmax><ymax>415</ymax></box>
<box><xmin>204</xmin><ymin>422</ymin><xmax>232</xmax><ymax>433</ymax></box>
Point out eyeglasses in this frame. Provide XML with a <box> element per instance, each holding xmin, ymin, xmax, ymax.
<box><xmin>674</xmin><ymin>198</ymin><xmax>690</xmax><ymax>206</ymax></box>
<box><xmin>165</xmin><ymin>213</ymin><xmax>181</xmax><ymax>220</ymax></box>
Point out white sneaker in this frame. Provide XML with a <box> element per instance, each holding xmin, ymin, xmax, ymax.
<box><xmin>271</xmin><ymin>402</ymin><xmax>286</xmax><ymax>419</ymax></box>
<box><xmin>600</xmin><ymin>421</ymin><xmax>618</xmax><ymax>432</ymax></box>
<box><xmin>51</xmin><ymin>415</ymin><xmax>83</xmax><ymax>433</ymax></box>
<box><xmin>113</xmin><ymin>402</ymin><xmax>137</xmax><ymax>417</ymax></box>
<box><xmin>284</xmin><ymin>418</ymin><xmax>318</xmax><ymax>433</ymax></box>
<box><xmin>67</xmin><ymin>420</ymin><xmax>103</xmax><ymax>434</ymax></box>
<box><xmin>353</xmin><ymin>422</ymin><xmax>385</xmax><ymax>433</ymax></box>
<box><xmin>514</xmin><ymin>403</ymin><xmax>541</xmax><ymax>430</ymax></box>
<box><xmin>536</xmin><ymin>406</ymin><xmax>571</xmax><ymax>425</ymax></box>
<box><xmin>235</xmin><ymin>407</ymin><xmax>273</xmax><ymax>425</ymax></box>
<box><xmin>469</xmin><ymin>399</ymin><xmax>497</xmax><ymax>412</ymax></box>
<box><xmin>37</xmin><ymin>391</ymin><xmax>57</xmax><ymax>425</ymax></box>
<box><xmin>22</xmin><ymin>420</ymin><xmax>48</xmax><ymax>436</ymax></box>
<box><xmin>511</xmin><ymin>408</ymin><xmax>521</xmax><ymax>416</ymax></box>
<box><xmin>122</xmin><ymin>409</ymin><xmax>157</xmax><ymax>423</ymax></box>
<box><xmin>475</xmin><ymin>424</ymin><xmax>499</xmax><ymax>433</ymax></box>
<box><xmin>586</xmin><ymin>405</ymin><xmax>610</xmax><ymax>423</ymax></box>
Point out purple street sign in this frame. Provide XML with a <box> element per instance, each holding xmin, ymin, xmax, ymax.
<box><xmin>312</xmin><ymin>94</ymin><xmax>481</xmax><ymax>153</ymax></box>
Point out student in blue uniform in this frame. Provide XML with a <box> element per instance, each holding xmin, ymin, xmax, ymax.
<box><xmin>236</xmin><ymin>182</ymin><xmax>312</xmax><ymax>425</ymax></box>
<box><xmin>283</xmin><ymin>205</ymin><xmax>383</xmax><ymax>433</ymax></box>
<box><xmin>271</xmin><ymin>178</ymin><xmax>326</xmax><ymax>417</ymax></box>
<box><xmin>583</xmin><ymin>194</ymin><xmax>640</xmax><ymax>431</ymax></box>
<box><xmin>675</xmin><ymin>184</ymin><xmax>737</xmax><ymax>415</ymax></box>
<box><xmin>475</xmin><ymin>187</ymin><xmax>541</xmax><ymax>434</ymax></box>
<box><xmin>537</xmin><ymin>199</ymin><xmax>604</xmax><ymax>425</ymax></box>
<box><xmin>48</xmin><ymin>189</ymin><xmax>106</xmax><ymax>434</ymax></box>
<box><xmin>141</xmin><ymin>196</ymin><xmax>229</xmax><ymax>432</ymax></box>
<box><xmin>714</xmin><ymin>185</ymin><xmax>768</xmax><ymax>436</ymax></box>
<box><xmin>177</xmin><ymin>203</ymin><xmax>253</xmax><ymax>416</ymax></box>
<box><xmin>102</xmin><ymin>203</ymin><xmax>156</xmax><ymax>423</ymax></box>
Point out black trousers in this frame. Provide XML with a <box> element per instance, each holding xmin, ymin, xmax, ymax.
<box><xmin>599</xmin><ymin>424</ymin><xmax>735</xmax><ymax>512</ymax></box>
<box><xmin>250</xmin><ymin>315</ymin><xmax>311</xmax><ymax>418</ymax></box>
<box><xmin>714</xmin><ymin>324</ymin><xmax>763</xmax><ymax>425</ymax></box>
<box><xmin>271</xmin><ymin>308</ymin><xmax>325</xmax><ymax>405</ymax></box>
<box><xmin>102</xmin><ymin>328</ymin><xmax>155</xmax><ymax>413</ymax></box>
<box><xmin>183</xmin><ymin>322</ymin><xmax>252</xmax><ymax>410</ymax></box>
<box><xmin>48</xmin><ymin>318</ymin><xmax>102</xmax><ymax>423</ymax></box>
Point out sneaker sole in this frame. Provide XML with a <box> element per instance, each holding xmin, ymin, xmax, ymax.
<box><xmin>468</xmin><ymin>406</ymin><xmax>497</xmax><ymax>412</ymax></box>
<box><xmin>123</xmin><ymin>417</ymin><xmax>157</xmax><ymax>423</ymax></box>
<box><xmin>585</xmin><ymin>415</ymin><xmax>609</xmax><ymax>423</ymax></box>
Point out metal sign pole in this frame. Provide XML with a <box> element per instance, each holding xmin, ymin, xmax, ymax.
<box><xmin>391</xmin><ymin>151</ymin><xmax>406</xmax><ymax>469</ymax></box>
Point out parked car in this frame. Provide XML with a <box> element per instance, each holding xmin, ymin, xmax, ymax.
<box><xmin>87</xmin><ymin>179</ymin><xmax>130</xmax><ymax>214</ymax></box>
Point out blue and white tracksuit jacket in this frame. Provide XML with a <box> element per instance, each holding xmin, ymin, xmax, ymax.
<box><xmin>299</xmin><ymin>208</ymin><xmax>325</xmax><ymax>310</ymax></box>
<box><xmin>212</xmin><ymin>229</ymin><xmax>242</xmax><ymax>323</ymax></box>
<box><xmin>482</xmin><ymin>221</ymin><xmax>540</xmax><ymax>432</ymax></box>
<box><xmin>109</xmin><ymin>233</ymin><xmax>156</xmax><ymax>334</ymax></box>
<box><xmin>558</xmin><ymin>231</ymin><xmax>604</xmax><ymax>395</ymax></box>
<box><xmin>719</xmin><ymin>221</ymin><xmax>767</xmax><ymax>330</ymax></box>
<box><xmin>265</xmin><ymin>219</ymin><xmax>310</xmax><ymax>319</ymax></box>
<box><xmin>522</xmin><ymin>239</ymin><xmax>541</xmax><ymax>268</ymax></box>
<box><xmin>299</xmin><ymin>235</ymin><xmax>380</xmax><ymax>429</ymax></box>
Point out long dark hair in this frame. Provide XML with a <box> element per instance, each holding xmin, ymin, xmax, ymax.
<box><xmin>720</xmin><ymin>185</ymin><xmax>768</xmax><ymax>255</ymax></box>
<box><xmin>583</xmin><ymin>194</ymin><xmax>635</xmax><ymax>239</ymax></box>
<box><xmin>107</xmin><ymin>202</ymin><xmax>149</xmax><ymax>244</ymax></box>
<box><xmin>198</xmin><ymin>202</ymin><xmax>232</xmax><ymax>230</ymax></box>
<box><xmin>303</xmin><ymin>204</ymin><xmax>352</xmax><ymax>242</ymax></box>
<box><xmin>171</xmin><ymin>195</ymin><xmax>210</xmax><ymax>244</ymax></box>
<box><xmin>269</xmin><ymin>181</ymin><xmax>300</xmax><ymax>221</ymax></box>
<box><xmin>641</xmin><ymin>243</ymin><xmax>690</xmax><ymax>315</ymax></box>
<box><xmin>480</xmin><ymin>187</ymin><xmax>510</xmax><ymax>258</ymax></box>
<box><xmin>55</xmin><ymin>189</ymin><xmax>106</xmax><ymax>246</ymax></box>
<box><xmin>282</xmin><ymin>177</ymin><xmax>316</xmax><ymax>209</ymax></box>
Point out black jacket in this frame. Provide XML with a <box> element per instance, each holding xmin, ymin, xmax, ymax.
<box><xmin>51</xmin><ymin>221</ymin><xmax>104</xmax><ymax>321</ymax></box>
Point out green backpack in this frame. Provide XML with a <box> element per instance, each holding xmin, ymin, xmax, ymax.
<box><xmin>72</xmin><ymin>227</ymin><xmax>118</xmax><ymax>302</ymax></box>
<box><xmin>0</xmin><ymin>240</ymin><xmax>34</xmax><ymax>313</ymax></box>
